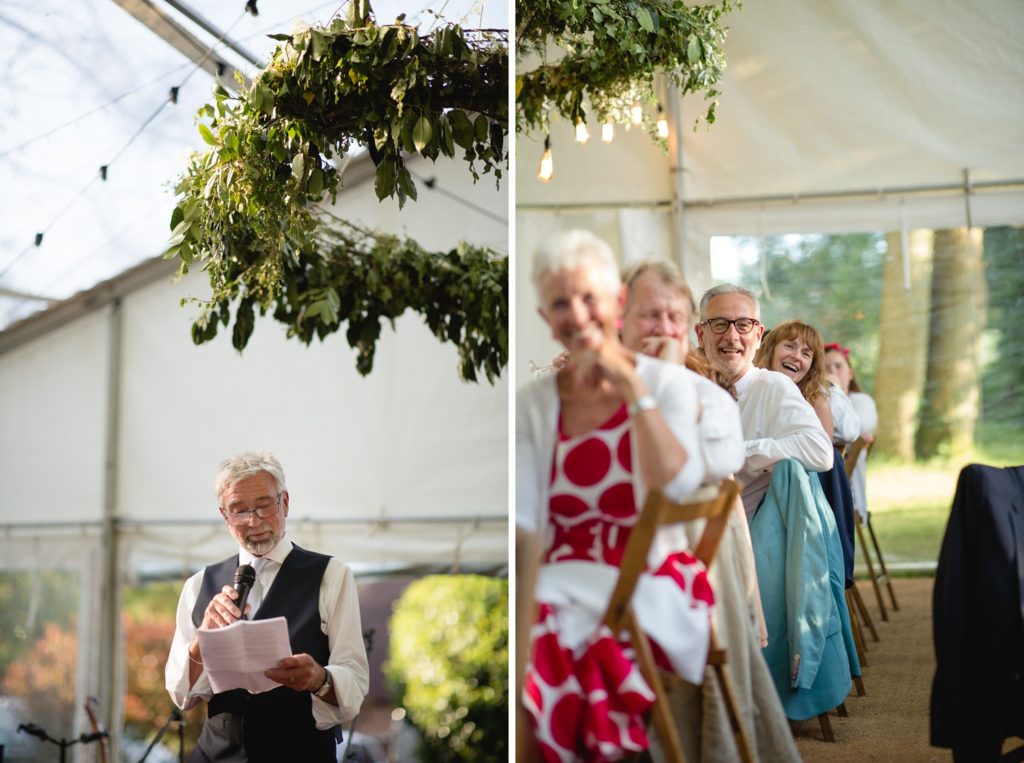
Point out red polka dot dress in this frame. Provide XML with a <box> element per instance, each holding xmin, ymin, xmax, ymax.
<box><xmin>523</xmin><ymin>404</ymin><xmax>715</xmax><ymax>762</ymax></box>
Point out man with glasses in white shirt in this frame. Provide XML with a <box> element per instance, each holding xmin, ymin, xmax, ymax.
<box><xmin>697</xmin><ymin>288</ymin><xmax>854</xmax><ymax>724</ymax></box>
<box><xmin>695</xmin><ymin>285</ymin><xmax>833</xmax><ymax>515</ymax></box>
<box><xmin>165</xmin><ymin>451</ymin><xmax>368</xmax><ymax>762</ymax></box>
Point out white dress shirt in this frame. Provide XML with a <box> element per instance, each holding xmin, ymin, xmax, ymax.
<box><xmin>827</xmin><ymin>383</ymin><xmax>861</xmax><ymax>447</ymax></box>
<box><xmin>734</xmin><ymin>367</ymin><xmax>834</xmax><ymax>515</ymax></box>
<box><xmin>164</xmin><ymin>537</ymin><xmax>369</xmax><ymax>727</ymax></box>
<box><xmin>691</xmin><ymin>370</ymin><xmax>746</xmax><ymax>485</ymax></box>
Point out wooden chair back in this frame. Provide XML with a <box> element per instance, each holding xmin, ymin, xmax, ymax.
<box><xmin>603</xmin><ymin>480</ymin><xmax>740</xmax><ymax>632</ymax></box>
<box><xmin>844</xmin><ymin>436</ymin><xmax>871</xmax><ymax>480</ymax></box>
<box><xmin>599</xmin><ymin>480</ymin><xmax>745</xmax><ymax>763</ymax></box>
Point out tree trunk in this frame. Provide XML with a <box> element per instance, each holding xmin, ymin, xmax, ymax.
<box><xmin>916</xmin><ymin>228</ymin><xmax>986</xmax><ymax>459</ymax></box>
<box><xmin>874</xmin><ymin>230</ymin><xmax>933</xmax><ymax>460</ymax></box>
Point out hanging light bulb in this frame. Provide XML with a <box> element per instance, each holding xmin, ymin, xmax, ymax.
<box><xmin>656</xmin><ymin>104</ymin><xmax>669</xmax><ymax>139</ymax></box>
<box><xmin>575</xmin><ymin>120</ymin><xmax>590</xmax><ymax>144</ymax></box>
<box><xmin>538</xmin><ymin>135</ymin><xmax>554</xmax><ymax>183</ymax></box>
<box><xmin>601</xmin><ymin>122</ymin><xmax>614</xmax><ymax>143</ymax></box>
<box><xmin>630</xmin><ymin>103</ymin><xmax>644</xmax><ymax>125</ymax></box>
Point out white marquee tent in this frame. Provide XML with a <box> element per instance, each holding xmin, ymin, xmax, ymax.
<box><xmin>516</xmin><ymin>0</ymin><xmax>1024</xmax><ymax>375</ymax></box>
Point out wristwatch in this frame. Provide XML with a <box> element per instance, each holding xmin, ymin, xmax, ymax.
<box><xmin>313</xmin><ymin>667</ymin><xmax>333</xmax><ymax>698</ymax></box>
<box><xmin>627</xmin><ymin>395</ymin><xmax>658</xmax><ymax>417</ymax></box>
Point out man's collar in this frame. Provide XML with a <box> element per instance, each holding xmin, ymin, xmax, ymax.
<box><xmin>238</xmin><ymin>536</ymin><xmax>293</xmax><ymax>567</ymax></box>
<box><xmin>732</xmin><ymin>365</ymin><xmax>756</xmax><ymax>395</ymax></box>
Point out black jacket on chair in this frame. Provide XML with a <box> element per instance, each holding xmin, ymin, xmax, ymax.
<box><xmin>930</xmin><ymin>463</ymin><xmax>1024</xmax><ymax>760</ymax></box>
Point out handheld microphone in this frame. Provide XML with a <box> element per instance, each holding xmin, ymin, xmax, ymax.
<box><xmin>233</xmin><ymin>564</ymin><xmax>256</xmax><ymax>619</ymax></box>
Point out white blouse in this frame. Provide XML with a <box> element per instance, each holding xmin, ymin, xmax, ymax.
<box><xmin>734</xmin><ymin>367</ymin><xmax>834</xmax><ymax>515</ymax></box>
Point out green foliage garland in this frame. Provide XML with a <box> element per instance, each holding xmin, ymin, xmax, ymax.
<box><xmin>516</xmin><ymin>0</ymin><xmax>737</xmax><ymax>139</ymax></box>
<box><xmin>168</xmin><ymin>3</ymin><xmax>508</xmax><ymax>382</ymax></box>
<box><xmin>387</xmin><ymin>575</ymin><xmax>508</xmax><ymax>762</ymax></box>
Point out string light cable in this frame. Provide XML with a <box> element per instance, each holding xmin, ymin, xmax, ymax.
<box><xmin>0</xmin><ymin>8</ymin><xmax>248</xmax><ymax>282</ymax></box>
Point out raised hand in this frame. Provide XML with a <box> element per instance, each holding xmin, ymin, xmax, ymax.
<box><xmin>199</xmin><ymin>585</ymin><xmax>250</xmax><ymax>629</ymax></box>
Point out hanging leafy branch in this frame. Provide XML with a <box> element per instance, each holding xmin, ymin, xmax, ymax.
<box><xmin>167</xmin><ymin>2</ymin><xmax>508</xmax><ymax>383</ymax></box>
<box><xmin>516</xmin><ymin>0</ymin><xmax>737</xmax><ymax>140</ymax></box>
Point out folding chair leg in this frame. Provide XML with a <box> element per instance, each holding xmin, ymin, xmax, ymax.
<box><xmin>835</xmin><ymin>702</ymin><xmax>848</xmax><ymax>717</ymax></box>
<box><xmin>845</xmin><ymin>589</ymin><xmax>868</xmax><ymax>668</ymax></box>
<box><xmin>853</xmin><ymin>675</ymin><xmax>866</xmax><ymax>697</ymax></box>
<box><xmin>626</xmin><ymin>608</ymin><xmax>687</xmax><ymax>763</ymax></box>
<box><xmin>867</xmin><ymin>514</ymin><xmax>900</xmax><ymax>612</ymax></box>
<box><xmin>850</xmin><ymin>582</ymin><xmax>879</xmax><ymax>643</ymax></box>
<box><xmin>855</xmin><ymin>515</ymin><xmax>888</xmax><ymax>622</ymax></box>
<box><xmin>818</xmin><ymin>712</ymin><xmax>836</xmax><ymax>742</ymax></box>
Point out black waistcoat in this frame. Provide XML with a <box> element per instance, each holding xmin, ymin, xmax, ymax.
<box><xmin>189</xmin><ymin>545</ymin><xmax>336</xmax><ymax>763</ymax></box>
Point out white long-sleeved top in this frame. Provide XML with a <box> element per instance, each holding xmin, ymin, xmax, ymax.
<box><xmin>827</xmin><ymin>383</ymin><xmax>861</xmax><ymax>447</ymax></box>
<box><xmin>848</xmin><ymin>392</ymin><xmax>879</xmax><ymax>521</ymax></box>
<box><xmin>691</xmin><ymin>370</ymin><xmax>746</xmax><ymax>486</ymax></box>
<box><xmin>516</xmin><ymin>353</ymin><xmax>705</xmax><ymax>535</ymax></box>
<box><xmin>734</xmin><ymin>367</ymin><xmax>834</xmax><ymax>515</ymax></box>
<box><xmin>164</xmin><ymin>537</ymin><xmax>369</xmax><ymax>728</ymax></box>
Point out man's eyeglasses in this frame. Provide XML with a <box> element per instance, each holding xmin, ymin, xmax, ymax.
<box><xmin>701</xmin><ymin>317</ymin><xmax>761</xmax><ymax>335</ymax></box>
<box><xmin>221</xmin><ymin>493</ymin><xmax>282</xmax><ymax>525</ymax></box>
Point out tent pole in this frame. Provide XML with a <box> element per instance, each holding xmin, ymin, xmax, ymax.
<box><xmin>667</xmin><ymin>82</ymin><xmax>686</xmax><ymax>276</ymax></box>
<box><xmin>99</xmin><ymin>298</ymin><xmax>124</xmax><ymax>761</ymax></box>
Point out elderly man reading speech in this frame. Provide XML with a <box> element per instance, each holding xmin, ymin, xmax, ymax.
<box><xmin>165</xmin><ymin>451</ymin><xmax>369</xmax><ymax>762</ymax></box>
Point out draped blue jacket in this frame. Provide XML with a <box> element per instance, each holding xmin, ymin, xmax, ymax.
<box><xmin>750</xmin><ymin>459</ymin><xmax>858</xmax><ymax>720</ymax></box>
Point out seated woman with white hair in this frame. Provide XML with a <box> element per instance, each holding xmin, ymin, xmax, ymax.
<box><xmin>516</xmin><ymin>230</ymin><xmax>710</xmax><ymax>761</ymax></box>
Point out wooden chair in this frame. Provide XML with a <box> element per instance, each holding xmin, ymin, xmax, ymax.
<box><xmin>844</xmin><ymin>437</ymin><xmax>899</xmax><ymax>621</ymax></box>
<box><xmin>515</xmin><ymin>530</ymin><xmax>543</xmax><ymax>763</ymax></box>
<box><xmin>602</xmin><ymin>480</ymin><xmax>754</xmax><ymax>763</ymax></box>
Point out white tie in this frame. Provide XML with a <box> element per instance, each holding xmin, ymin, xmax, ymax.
<box><xmin>247</xmin><ymin>557</ymin><xmax>266</xmax><ymax>618</ymax></box>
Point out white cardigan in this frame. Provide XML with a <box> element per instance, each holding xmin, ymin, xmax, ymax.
<box><xmin>516</xmin><ymin>353</ymin><xmax>705</xmax><ymax>534</ymax></box>
<box><xmin>516</xmin><ymin>354</ymin><xmax>711</xmax><ymax>684</ymax></box>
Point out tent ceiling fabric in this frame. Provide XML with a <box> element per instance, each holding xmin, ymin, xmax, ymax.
<box><xmin>518</xmin><ymin>0</ymin><xmax>1024</xmax><ymax>232</ymax></box>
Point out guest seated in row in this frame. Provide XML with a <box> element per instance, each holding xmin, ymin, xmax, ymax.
<box><xmin>516</xmin><ymin>231</ymin><xmax>712</xmax><ymax>761</ymax></box>
<box><xmin>695</xmin><ymin>289</ymin><xmax>851</xmax><ymax>722</ymax></box>
<box><xmin>619</xmin><ymin>261</ymin><xmax>745</xmax><ymax>485</ymax></box>
<box><xmin>694</xmin><ymin>286</ymin><xmax>833</xmax><ymax>516</ymax></box>
<box><xmin>619</xmin><ymin>261</ymin><xmax>799</xmax><ymax>762</ymax></box>
<box><xmin>754</xmin><ymin>321</ymin><xmax>859</xmax><ymax>587</ymax></box>
<box><xmin>825</xmin><ymin>343</ymin><xmax>878</xmax><ymax>523</ymax></box>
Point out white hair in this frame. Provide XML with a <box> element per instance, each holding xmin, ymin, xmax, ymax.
<box><xmin>699</xmin><ymin>283</ymin><xmax>761</xmax><ymax>321</ymax></box>
<box><xmin>531</xmin><ymin>230</ymin><xmax>620</xmax><ymax>296</ymax></box>
<box><xmin>215</xmin><ymin>450</ymin><xmax>287</xmax><ymax>500</ymax></box>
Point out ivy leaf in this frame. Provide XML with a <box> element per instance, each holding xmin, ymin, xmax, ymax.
<box><xmin>308</xmin><ymin>166</ymin><xmax>324</xmax><ymax>196</ymax></box>
<box><xmin>473</xmin><ymin>114</ymin><xmax>489</xmax><ymax>142</ymax></box>
<box><xmin>291</xmin><ymin>152</ymin><xmax>306</xmax><ymax>180</ymax></box>
<box><xmin>687</xmin><ymin>36</ymin><xmax>701</xmax><ymax>64</ymax></box>
<box><xmin>232</xmin><ymin>298</ymin><xmax>255</xmax><ymax>351</ymax></box>
<box><xmin>412</xmin><ymin>115</ymin><xmax>432</xmax><ymax>153</ymax></box>
<box><xmin>311</xmin><ymin>30</ymin><xmax>329</xmax><ymax>61</ymax></box>
<box><xmin>198</xmin><ymin>123</ymin><xmax>218</xmax><ymax>146</ymax></box>
<box><xmin>375</xmin><ymin>159</ymin><xmax>396</xmax><ymax>200</ymax></box>
<box><xmin>398</xmin><ymin>166</ymin><xmax>418</xmax><ymax>202</ymax></box>
<box><xmin>635</xmin><ymin>6</ymin><xmax>654</xmax><ymax>32</ymax></box>
<box><xmin>450</xmin><ymin>110</ymin><xmax>474</xmax><ymax>149</ymax></box>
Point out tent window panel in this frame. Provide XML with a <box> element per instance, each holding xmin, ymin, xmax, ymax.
<box><xmin>0</xmin><ymin>569</ymin><xmax>80</xmax><ymax>760</ymax></box>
